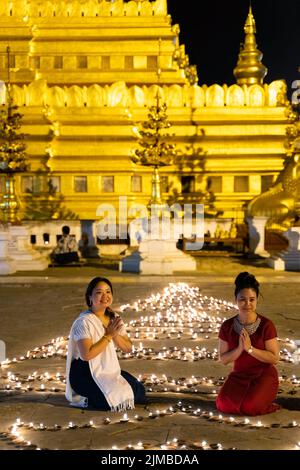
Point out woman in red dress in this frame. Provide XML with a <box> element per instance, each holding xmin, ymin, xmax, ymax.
<box><xmin>216</xmin><ymin>272</ymin><xmax>280</xmax><ymax>416</ymax></box>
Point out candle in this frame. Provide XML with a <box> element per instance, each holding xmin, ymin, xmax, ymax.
<box><xmin>120</xmin><ymin>413</ymin><xmax>129</xmax><ymax>423</ymax></box>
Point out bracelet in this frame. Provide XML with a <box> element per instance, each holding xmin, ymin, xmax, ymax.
<box><xmin>103</xmin><ymin>335</ymin><xmax>112</xmax><ymax>342</ymax></box>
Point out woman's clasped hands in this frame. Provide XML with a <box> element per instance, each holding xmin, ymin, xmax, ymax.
<box><xmin>105</xmin><ymin>316</ymin><xmax>124</xmax><ymax>338</ymax></box>
<box><xmin>239</xmin><ymin>328</ymin><xmax>251</xmax><ymax>352</ymax></box>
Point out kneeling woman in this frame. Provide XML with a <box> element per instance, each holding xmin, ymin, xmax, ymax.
<box><xmin>216</xmin><ymin>272</ymin><xmax>280</xmax><ymax>416</ymax></box>
<box><xmin>66</xmin><ymin>277</ymin><xmax>146</xmax><ymax>411</ymax></box>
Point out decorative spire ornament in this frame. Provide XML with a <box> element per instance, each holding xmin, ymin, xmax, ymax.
<box><xmin>131</xmin><ymin>95</ymin><xmax>177</xmax><ymax>209</ymax></box>
<box><xmin>234</xmin><ymin>6</ymin><xmax>268</xmax><ymax>85</ymax></box>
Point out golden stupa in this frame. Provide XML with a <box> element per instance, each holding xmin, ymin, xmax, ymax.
<box><xmin>0</xmin><ymin>1</ymin><xmax>290</xmax><ymax>225</ymax></box>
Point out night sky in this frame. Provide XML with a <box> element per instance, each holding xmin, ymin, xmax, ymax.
<box><xmin>167</xmin><ymin>0</ymin><xmax>300</xmax><ymax>94</ymax></box>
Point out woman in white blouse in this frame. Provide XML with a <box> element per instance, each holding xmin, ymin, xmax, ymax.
<box><xmin>66</xmin><ymin>277</ymin><xmax>146</xmax><ymax>411</ymax></box>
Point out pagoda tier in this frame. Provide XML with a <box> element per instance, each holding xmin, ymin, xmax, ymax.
<box><xmin>0</xmin><ymin>0</ymin><xmax>184</xmax><ymax>86</ymax></box>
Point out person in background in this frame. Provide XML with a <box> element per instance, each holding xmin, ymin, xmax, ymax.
<box><xmin>50</xmin><ymin>225</ymin><xmax>79</xmax><ymax>265</ymax></box>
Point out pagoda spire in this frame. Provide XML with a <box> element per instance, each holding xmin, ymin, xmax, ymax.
<box><xmin>233</xmin><ymin>5</ymin><xmax>267</xmax><ymax>85</ymax></box>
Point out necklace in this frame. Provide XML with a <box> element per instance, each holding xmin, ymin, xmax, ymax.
<box><xmin>233</xmin><ymin>314</ymin><xmax>261</xmax><ymax>336</ymax></box>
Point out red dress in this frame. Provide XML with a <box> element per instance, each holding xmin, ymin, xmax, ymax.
<box><xmin>216</xmin><ymin>315</ymin><xmax>280</xmax><ymax>416</ymax></box>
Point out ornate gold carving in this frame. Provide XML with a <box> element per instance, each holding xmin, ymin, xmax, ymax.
<box><xmin>0</xmin><ymin>0</ymin><xmax>167</xmax><ymax>18</ymax></box>
<box><xmin>206</xmin><ymin>85</ymin><xmax>224</xmax><ymax>107</ymax></box>
<box><xmin>9</xmin><ymin>81</ymin><xmax>287</xmax><ymax>109</ymax></box>
<box><xmin>247</xmin><ymin>84</ymin><xmax>265</xmax><ymax>107</ymax></box>
<box><xmin>26</xmin><ymin>79</ymin><xmax>47</xmax><ymax>106</ymax></box>
<box><xmin>268</xmin><ymin>80</ymin><xmax>288</xmax><ymax>107</ymax></box>
<box><xmin>226</xmin><ymin>85</ymin><xmax>245</xmax><ymax>107</ymax></box>
<box><xmin>87</xmin><ymin>84</ymin><xmax>106</xmax><ymax>107</ymax></box>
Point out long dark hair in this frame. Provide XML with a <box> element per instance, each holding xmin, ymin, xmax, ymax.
<box><xmin>85</xmin><ymin>277</ymin><xmax>115</xmax><ymax>319</ymax></box>
<box><xmin>234</xmin><ymin>272</ymin><xmax>260</xmax><ymax>298</ymax></box>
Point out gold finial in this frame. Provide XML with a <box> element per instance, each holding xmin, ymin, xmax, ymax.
<box><xmin>245</xmin><ymin>5</ymin><xmax>256</xmax><ymax>34</ymax></box>
<box><xmin>233</xmin><ymin>6</ymin><xmax>267</xmax><ymax>86</ymax></box>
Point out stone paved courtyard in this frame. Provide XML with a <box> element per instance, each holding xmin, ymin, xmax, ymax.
<box><xmin>1</xmin><ymin>259</ymin><xmax>300</xmax><ymax>452</ymax></box>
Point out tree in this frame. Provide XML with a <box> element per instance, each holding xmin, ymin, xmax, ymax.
<box><xmin>132</xmin><ymin>98</ymin><xmax>177</xmax><ymax>169</ymax></box>
<box><xmin>0</xmin><ymin>47</ymin><xmax>30</xmax><ymax>223</ymax></box>
<box><xmin>0</xmin><ymin>85</ymin><xmax>29</xmax><ymax>174</ymax></box>
<box><xmin>131</xmin><ymin>97</ymin><xmax>177</xmax><ymax>209</ymax></box>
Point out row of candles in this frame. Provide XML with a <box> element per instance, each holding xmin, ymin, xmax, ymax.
<box><xmin>4</xmin><ymin>401</ymin><xmax>300</xmax><ymax>451</ymax></box>
<box><xmin>1</xmin><ymin>325</ymin><xmax>298</xmax><ymax>367</ymax></box>
<box><xmin>2</xmin><ymin>370</ymin><xmax>299</xmax><ymax>396</ymax></box>
<box><xmin>0</xmin><ymin>343</ymin><xmax>220</xmax><ymax>363</ymax></box>
<box><xmin>9</xmin><ymin>401</ymin><xmax>300</xmax><ymax>430</ymax></box>
<box><xmin>0</xmin><ymin>341</ymin><xmax>297</xmax><ymax>367</ymax></box>
<box><xmin>122</xmin><ymin>286</ymin><xmax>232</xmax><ymax>338</ymax></box>
<box><xmin>2</xmin><ymin>424</ymin><xmax>232</xmax><ymax>451</ymax></box>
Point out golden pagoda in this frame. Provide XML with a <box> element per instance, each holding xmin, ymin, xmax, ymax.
<box><xmin>0</xmin><ymin>1</ymin><xmax>290</xmax><ymax>229</ymax></box>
